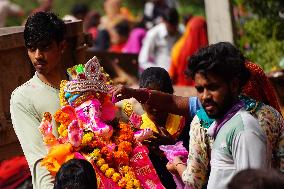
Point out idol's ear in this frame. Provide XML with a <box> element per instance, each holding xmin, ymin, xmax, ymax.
<box><xmin>61</xmin><ymin>105</ymin><xmax>77</xmax><ymax>121</ymax></box>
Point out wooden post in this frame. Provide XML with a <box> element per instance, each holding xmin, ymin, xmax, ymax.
<box><xmin>204</xmin><ymin>0</ymin><xmax>235</xmax><ymax>44</ymax></box>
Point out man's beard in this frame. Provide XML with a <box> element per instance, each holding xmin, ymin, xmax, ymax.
<box><xmin>205</xmin><ymin>92</ymin><xmax>235</xmax><ymax>120</ymax></box>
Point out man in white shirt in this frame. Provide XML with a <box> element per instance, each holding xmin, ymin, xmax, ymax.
<box><xmin>139</xmin><ymin>7</ymin><xmax>181</xmax><ymax>72</ymax></box>
<box><xmin>10</xmin><ymin>12</ymin><xmax>67</xmax><ymax>189</ymax></box>
<box><xmin>0</xmin><ymin>0</ymin><xmax>24</xmax><ymax>27</ymax></box>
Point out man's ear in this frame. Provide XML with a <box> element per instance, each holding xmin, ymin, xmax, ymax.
<box><xmin>59</xmin><ymin>40</ymin><xmax>67</xmax><ymax>53</ymax></box>
<box><xmin>230</xmin><ymin>78</ymin><xmax>240</xmax><ymax>97</ymax></box>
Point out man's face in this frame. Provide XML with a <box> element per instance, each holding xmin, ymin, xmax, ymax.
<box><xmin>28</xmin><ymin>40</ymin><xmax>65</xmax><ymax>75</ymax></box>
<box><xmin>194</xmin><ymin>72</ymin><xmax>236</xmax><ymax>119</ymax></box>
<box><xmin>165</xmin><ymin>22</ymin><xmax>178</xmax><ymax>36</ymax></box>
<box><xmin>141</xmin><ymin>83</ymin><xmax>168</xmax><ymax>125</ymax></box>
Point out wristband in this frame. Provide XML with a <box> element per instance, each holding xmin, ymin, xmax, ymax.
<box><xmin>175</xmin><ymin>162</ymin><xmax>185</xmax><ymax>167</ymax></box>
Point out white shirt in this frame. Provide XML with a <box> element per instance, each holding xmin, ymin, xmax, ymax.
<box><xmin>207</xmin><ymin>109</ymin><xmax>268</xmax><ymax>189</ymax></box>
<box><xmin>138</xmin><ymin>23</ymin><xmax>181</xmax><ymax>72</ymax></box>
<box><xmin>10</xmin><ymin>74</ymin><xmax>60</xmax><ymax>189</ymax></box>
<box><xmin>0</xmin><ymin>0</ymin><xmax>22</xmax><ymax>27</ymax></box>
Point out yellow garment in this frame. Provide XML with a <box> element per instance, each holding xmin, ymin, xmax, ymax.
<box><xmin>169</xmin><ymin>21</ymin><xmax>191</xmax><ymax>77</ymax></box>
<box><xmin>141</xmin><ymin>113</ymin><xmax>184</xmax><ymax>137</ymax></box>
<box><xmin>41</xmin><ymin>143</ymin><xmax>75</xmax><ymax>176</ymax></box>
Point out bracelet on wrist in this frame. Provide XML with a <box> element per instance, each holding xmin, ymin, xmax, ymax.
<box><xmin>175</xmin><ymin>162</ymin><xmax>185</xmax><ymax>167</ymax></box>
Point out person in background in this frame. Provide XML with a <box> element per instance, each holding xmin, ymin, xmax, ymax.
<box><xmin>227</xmin><ymin>169</ymin><xmax>284</xmax><ymax>189</ymax></box>
<box><xmin>54</xmin><ymin>159</ymin><xmax>97</xmax><ymax>189</ymax></box>
<box><xmin>122</xmin><ymin>21</ymin><xmax>146</xmax><ymax>54</ymax></box>
<box><xmin>99</xmin><ymin>0</ymin><xmax>125</xmax><ymax>31</ymax></box>
<box><xmin>138</xmin><ymin>7</ymin><xmax>181</xmax><ymax>73</ymax></box>
<box><xmin>143</xmin><ymin>0</ymin><xmax>177</xmax><ymax>29</ymax></box>
<box><xmin>0</xmin><ymin>0</ymin><xmax>24</xmax><ymax>27</ymax></box>
<box><xmin>85</xmin><ymin>11</ymin><xmax>101</xmax><ymax>40</ymax></box>
<box><xmin>10</xmin><ymin>12</ymin><xmax>67</xmax><ymax>189</ymax></box>
<box><xmin>169</xmin><ymin>16</ymin><xmax>208</xmax><ymax>86</ymax></box>
<box><xmin>32</xmin><ymin>0</ymin><xmax>53</xmax><ymax>14</ymax></box>
<box><xmin>63</xmin><ymin>3</ymin><xmax>89</xmax><ymax>22</ymax></box>
<box><xmin>109</xmin><ymin>20</ymin><xmax>130</xmax><ymax>53</ymax></box>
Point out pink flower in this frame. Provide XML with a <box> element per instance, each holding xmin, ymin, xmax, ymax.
<box><xmin>129</xmin><ymin>113</ymin><xmax>142</xmax><ymax>129</ymax></box>
<box><xmin>134</xmin><ymin>128</ymin><xmax>153</xmax><ymax>142</ymax></box>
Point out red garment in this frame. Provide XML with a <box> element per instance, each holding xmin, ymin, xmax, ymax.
<box><xmin>0</xmin><ymin>156</ymin><xmax>31</xmax><ymax>189</ymax></box>
<box><xmin>109</xmin><ymin>42</ymin><xmax>126</xmax><ymax>53</ymax></box>
<box><xmin>88</xmin><ymin>27</ymin><xmax>98</xmax><ymax>40</ymax></box>
<box><xmin>170</xmin><ymin>16</ymin><xmax>208</xmax><ymax>86</ymax></box>
<box><xmin>243</xmin><ymin>61</ymin><xmax>282</xmax><ymax>113</ymax></box>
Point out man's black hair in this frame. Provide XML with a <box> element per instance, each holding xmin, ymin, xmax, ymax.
<box><xmin>228</xmin><ymin>169</ymin><xmax>284</xmax><ymax>189</ymax></box>
<box><xmin>54</xmin><ymin>159</ymin><xmax>97</xmax><ymax>189</ymax></box>
<box><xmin>114</xmin><ymin>20</ymin><xmax>130</xmax><ymax>38</ymax></box>
<box><xmin>139</xmin><ymin>67</ymin><xmax>174</xmax><ymax>94</ymax></box>
<box><xmin>71</xmin><ymin>4</ymin><xmax>89</xmax><ymax>17</ymax></box>
<box><xmin>24</xmin><ymin>12</ymin><xmax>66</xmax><ymax>49</ymax></box>
<box><xmin>161</xmin><ymin>8</ymin><xmax>179</xmax><ymax>26</ymax></box>
<box><xmin>186</xmin><ymin>42</ymin><xmax>250</xmax><ymax>91</ymax></box>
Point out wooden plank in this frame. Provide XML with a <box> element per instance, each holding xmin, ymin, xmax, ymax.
<box><xmin>85</xmin><ymin>50</ymin><xmax>139</xmax><ymax>78</ymax></box>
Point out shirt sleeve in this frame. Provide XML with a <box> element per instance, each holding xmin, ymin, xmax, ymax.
<box><xmin>10</xmin><ymin>92</ymin><xmax>54</xmax><ymax>189</ymax></box>
<box><xmin>188</xmin><ymin>96</ymin><xmax>201</xmax><ymax>119</ymax></box>
<box><xmin>138</xmin><ymin>30</ymin><xmax>156</xmax><ymax>71</ymax></box>
<box><xmin>232</xmin><ymin>130</ymin><xmax>267</xmax><ymax>170</ymax></box>
<box><xmin>182</xmin><ymin>116</ymin><xmax>209</xmax><ymax>189</ymax></box>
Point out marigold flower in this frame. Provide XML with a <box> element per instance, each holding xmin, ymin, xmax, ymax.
<box><xmin>105</xmin><ymin>168</ymin><xmax>115</xmax><ymax>178</ymax></box>
<box><xmin>118</xmin><ymin>177</ymin><xmax>127</xmax><ymax>187</ymax></box>
<box><xmin>100</xmin><ymin>164</ymin><xmax>109</xmax><ymax>173</ymax></box>
<box><xmin>96</xmin><ymin>158</ymin><xmax>105</xmax><ymax>167</ymax></box>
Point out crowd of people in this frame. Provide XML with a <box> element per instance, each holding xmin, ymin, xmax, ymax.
<box><xmin>1</xmin><ymin>0</ymin><xmax>284</xmax><ymax>189</ymax></box>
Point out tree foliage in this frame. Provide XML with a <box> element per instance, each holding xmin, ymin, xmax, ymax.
<box><xmin>236</xmin><ymin>0</ymin><xmax>284</xmax><ymax>71</ymax></box>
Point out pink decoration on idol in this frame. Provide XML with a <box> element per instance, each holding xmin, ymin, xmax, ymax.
<box><xmin>39</xmin><ymin>120</ymin><xmax>53</xmax><ymax>137</ymax></box>
<box><xmin>68</xmin><ymin>120</ymin><xmax>83</xmax><ymax>147</ymax></box>
<box><xmin>61</xmin><ymin>105</ymin><xmax>77</xmax><ymax>121</ymax></box>
<box><xmin>38</xmin><ymin>118</ymin><xmax>58</xmax><ymax>147</ymax></box>
<box><xmin>130</xmin><ymin>145</ymin><xmax>165</xmax><ymax>189</ymax></box>
<box><xmin>100</xmin><ymin>101</ymin><xmax>116</xmax><ymax>121</ymax></box>
<box><xmin>75</xmin><ymin>99</ymin><xmax>113</xmax><ymax>140</ymax></box>
<box><xmin>74</xmin><ymin>152</ymin><xmax>86</xmax><ymax>160</ymax></box>
<box><xmin>75</xmin><ymin>99</ymin><xmax>101</xmax><ymax>124</ymax></box>
<box><xmin>129</xmin><ymin>112</ymin><xmax>142</xmax><ymax>129</ymax></box>
<box><xmin>91</xmin><ymin>118</ymin><xmax>113</xmax><ymax>140</ymax></box>
<box><xmin>106</xmin><ymin>143</ymin><xmax>116</xmax><ymax>152</ymax></box>
<box><xmin>134</xmin><ymin>128</ymin><xmax>153</xmax><ymax>142</ymax></box>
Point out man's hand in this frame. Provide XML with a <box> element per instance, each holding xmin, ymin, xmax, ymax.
<box><xmin>167</xmin><ymin>156</ymin><xmax>185</xmax><ymax>174</ymax></box>
<box><xmin>110</xmin><ymin>84</ymin><xmax>134</xmax><ymax>103</ymax></box>
<box><xmin>166</xmin><ymin>162</ymin><xmax>177</xmax><ymax>174</ymax></box>
<box><xmin>152</xmin><ymin>128</ymin><xmax>175</xmax><ymax>145</ymax></box>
